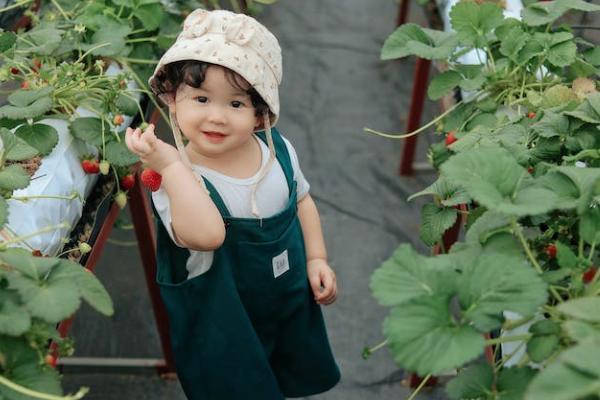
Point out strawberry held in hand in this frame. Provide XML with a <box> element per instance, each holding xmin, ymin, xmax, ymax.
<box><xmin>141</xmin><ymin>168</ymin><xmax>162</xmax><ymax>192</ymax></box>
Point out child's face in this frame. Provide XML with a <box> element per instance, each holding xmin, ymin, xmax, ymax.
<box><xmin>170</xmin><ymin>65</ymin><xmax>260</xmax><ymax>158</ymax></box>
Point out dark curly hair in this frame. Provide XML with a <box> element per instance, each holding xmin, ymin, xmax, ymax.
<box><xmin>150</xmin><ymin>60</ymin><xmax>271</xmax><ymax>123</ymax></box>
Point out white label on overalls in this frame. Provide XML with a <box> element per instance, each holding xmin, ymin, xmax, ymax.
<box><xmin>272</xmin><ymin>250</ymin><xmax>290</xmax><ymax>278</ymax></box>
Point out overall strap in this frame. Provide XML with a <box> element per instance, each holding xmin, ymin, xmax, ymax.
<box><xmin>255</xmin><ymin>127</ymin><xmax>294</xmax><ymax>193</ymax></box>
<box><xmin>202</xmin><ymin>177</ymin><xmax>231</xmax><ymax>217</ymax></box>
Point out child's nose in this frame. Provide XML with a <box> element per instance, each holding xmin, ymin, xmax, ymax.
<box><xmin>207</xmin><ymin>105</ymin><xmax>227</xmax><ymax>124</ymax></box>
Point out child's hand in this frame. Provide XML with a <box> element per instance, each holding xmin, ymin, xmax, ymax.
<box><xmin>125</xmin><ymin>124</ymin><xmax>180</xmax><ymax>174</ymax></box>
<box><xmin>307</xmin><ymin>259</ymin><xmax>337</xmax><ymax>305</ymax></box>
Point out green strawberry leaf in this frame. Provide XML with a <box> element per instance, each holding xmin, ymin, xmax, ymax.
<box><xmin>0</xmin><ymin>249</ymin><xmax>59</xmax><ymax>279</ymax></box>
<box><xmin>538</xmin><ymin>171</ymin><xmax>579</xmax><ymax>210</ymax></box>
<box><xmin>0</xmin><ymin>164</ymin><xmax>30</xmax><ymax>191</ymax></box>
<box><xmin>133</xmin><ymin>3</ymin><xmax>164</xmax><ymax>31</ymax></box>
<box><xmin>497</xmin><ymin>367</ymin><xmax>537</xmax><ymax>400</ymax></box>
<box><xmin>446</xmin><ymin>362</ymin><xmax>493</xmax><ymax>400</ymax></box>
<box><xmin>0</xmin><ymin>127</ymin><xmax>39</xmax><ymax>161</ymax></box>
<box><xmin>555</xmin><ymin>241</ymin><xmax>577</xmax><ymax>269</ymax></box>
<box><xmin>60</xmin><ymin>260</ymin><xmax>113</xmax><ymax>316</ymax></box>
<box><xmin>105</xmin><ymin>140</ymin><xmax>139</xmax><ymax>167</ymax></box>
<box><xmin>558</xmin><ymin>297</ymin><xmax>600</xmax><ymax>323</ymax></box>
<box><xmin>450</xmin><ymin>1</ymin><xmax>504</xmax><ymax>48</ymax></box>
<box><xmin>0</xmin><ymin>297</ymin><xmax>31</xmax><ymax>336</ymax></box>
<box><xmin>526</xmin><ymin>343</ymin><xmax>600</xmax><ymax>400</ymax></box>
<box><xmin>428</xmin><ymin>71</ymin><xmax>461</xmax><ymax>100</ymax></box>
<box><xmin>115</xmin><ymin>93</ymin><xmax>139</xmax><ymax>116</ymax></box>
<box><xmin>17</xmin><ymin>27</ymin><xmax>63</xmax><ymax>55</ymax></box>
<box><xmin>83</xmin><ymin>22</ymin><xmax>131</xmax><ymax>57</ymax></box>
<box><xmin>7</xmin><ymin>87</ymin><xmax>54</xmax><ymax>108</ymax></box>
<box><xmin>381</xmin><ymin>24</ymin><xmax>458</xmax><ymax>60</ymax></box>
<box><xmin>420</xmin><ymin>204</ymin><xmax>458</xmax><ymax>246</ymax></box>
<box><xmin>532</xmin><ymin>111</ymin><xmax>569</xmax><ymax>138</ymax></box>
<box><xmin>0</xmin><ymin>197</ymin><xmax>7</xmax><ymax>229</ymax></box>
<box><xmin>69</xmin><ymin>117</ymin><xmax>108</xmax><ymax>147</ymax></box>
<box><xmin>579</xmin><ymin>207</ymin><xmax>600</xmax><ymax>246</ymax></box>
<box><xmin>0</xmin><ymin>97</ymin><xmax>53</xmax><ymax>120</ymax></box>
<box><xmin>370</xmin><ymin>244</ymin><xmax>456</xmax><ymax>307</ymax></box>
<box><xmin>383</xmin><ymin>295</ymin><xmax>485</xmax><ymax>376</ymax></box>
<box><xmin>0</xmin><ymin>31</ymin><xmax>17</xmax><ymax>52</ymax></box>
<box><xmin>562</xmin><ymin>320</ymin><xmax>600</xmax><ymax>343</ymax></box>
<box><xmin>407</xmin><ymin>176</ymin><xmax>470</xmax><ymax>206</ymax></box>
<box><xmin>465</xmin><ymin>210</ymin><xmax>512</xmax><ymax>245</ymax></box>
<box><xmin>14</xmin><ymin>123</ymin><xmax>59</xmax><ymax>156</ymax></box>
<box><xmin>500</xmin><ymin>26</ymin><xmax>528</xmax><ymax>61</ymax></box>
<box><xmin>458</xmin><ymin>253</ymin><xmax>548</xmax><ymax>331</ymax></box>
<box><xmin>441</xmin><ymin>146</ymin><xmax>556</xmax><ymax>216</ymax></box>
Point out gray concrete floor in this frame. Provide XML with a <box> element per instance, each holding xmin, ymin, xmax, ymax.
<box><xmin>61</xmin><ymin>0</ymin><xmax>447</xmax><ymax>398</ymax></box>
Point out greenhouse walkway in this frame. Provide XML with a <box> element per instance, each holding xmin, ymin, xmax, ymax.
<box><xmin>63</xmin><ymin>1</ymin><xmax>447</xmax><ymax>398</ymax></box>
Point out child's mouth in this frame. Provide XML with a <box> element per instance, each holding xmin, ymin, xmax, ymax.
<box><xmin>203</xmin><ymin>131</ymin><xmax>226</xmax><ymax>143</ymax></box>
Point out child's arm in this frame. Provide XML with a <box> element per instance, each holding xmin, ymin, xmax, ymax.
<box><xmin>297</xmin><ymin>194</ymin><xmax>338</xmax><ymax>305</ymax></box>
<box><xmin>126</xmin><ymin>125</ymin><xmax>225</xmax><ymax>250</ymax></box>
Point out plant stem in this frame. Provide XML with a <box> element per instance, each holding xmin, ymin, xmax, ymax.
<box><xmin>365</xmin><ymin>339</ymin><xmax>388</xmax><ymax>356</ymax></box>
<box><xmin>50</xmin><ymin>0</ymin><xmax>69</xmax><ymax>19</ymax></box>
<box><xmin>125</xmin><ymin>37</ymin><xmax>157</xmax><ymax>44</ymax></box>
<box><xmin>0</xmin><ymin>223</ymin><xmax>69</xmax><ymax>249</ymax></box>
<box><xmin>0</xmin><ymin>375</ymin><xmax>89</xmax><ymax>400</ymax></box>
<box><xmin>364</xmin><ymin>101</ymin><xmax>463</xmax><ymax>139</ymax></box>
<box><xmin>512</xmin><ymin>221</ymin><xmax>564</xmax><ymax>303</ymax></box>
<box><xmin>117</xmin><ymin>57</ymin><xmax>158</xmax><ymax>65</ymax></box>
<box><xmin>589</xmin><ymin>241</ymin><xmax>597</xmax><ymax>262</ymax></box>
<box><xmin>562</xmin><ymin>149</ymin><xmax>600</xmax><ymax>162</ymax></box>
<box><xmin>0</xmin><ymin>0</ymin><xmax>33</xmax><ymax>13</ymax></box>
<box><xmin>502</xmin><ymin>315</ymin><xmax>534</xmax><ymax>330</ymax></box>
<box><xmin>407</xmin><ymin>374</ymin><xmax>431</xmax><ymax>400</ymax></box>
<box><xmin>10</xmin><ymin>193</ymin><xmax>79</xmax><ymax>202</ymax></box>
<box><xmin>485</xmin><ymin>334</ymin><xmax>532</xmax><ymax>346</ymax></box>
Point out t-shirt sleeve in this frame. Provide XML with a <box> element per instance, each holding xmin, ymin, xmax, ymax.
<box><xmin>152</xmin><ymin>188</ymin><xmax>186</xmax><ymax>248</ymax></box>
<box><xmin>281</xmin><ymin>136</ymin><xmax>310</xmax><ymax>201</ymax></box>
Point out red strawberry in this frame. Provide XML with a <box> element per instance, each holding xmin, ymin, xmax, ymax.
<box><xmin>583</xmin><ymin>266</ymin><xmax>597</xmax><ymax>284</ymax></box>
<box><xmin>445</xmin><ymin>131</ymin><xmax>457</xmax><ymax>146</ymax></box>
<box><xmin>141</xmin><ymin>168</ymin><xmax>162</xmax><ymax>192</ymax></box>
<box><xmin>545</xmin><ymin>244</ymin><xmax>557</xmax><ymax>259</ymax></box>
<box><xmin>527</xmin><ymin>111</ymin><xmax>536</xmax><ymax>119</ymax></box>
<box><xmin>81</xmin><ymin>159</ymin><xmax>100</xmax><ymax>174</ymax></box>
<box><xmin>45</xmin><ymin>354</ymin><xmax>57</xmax><ymax>368</ymax></box>
<box><xmin>527</xmin><ymin>166</ymin><xmax>535</xmax><ymax>174</ymax></box>
<box><xmin>31</xmin><ymin>249</ymin><xmax>43</xmax><ymax>257</ymax></box>
<box><xmin>120</xmin><ymin>174</ymin><xmax>135</xmax><ymax>190</ymax></box>
<box><xmin>113</xmin><ymin>114</ymin><xmax>124</xmax><ymax>125</ymax></box>
<box><xmin>20</xmin><ymin>81</ymin><xmax>29</xmax><ymax>89</ymax></box>
<box><xmin>10</xmin><ymin>67</ymin><xmax>19</xmax><ymax>75</ymax></box>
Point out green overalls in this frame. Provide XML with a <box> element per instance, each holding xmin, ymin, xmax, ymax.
<box><xmin>153</xmin><ymin>129</ymin><xmax>341</xmax><ymax>400</ymax></box>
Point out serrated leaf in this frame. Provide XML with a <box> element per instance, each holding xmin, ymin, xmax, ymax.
<box><xmin>498</xmin><ymin>367</ymin><xmax>537</xmax><ymax>400</ymax></box>
<box><xmin>0</xmin><ymin>197</ymin><xmax>7</xmax><ymax>229</ymax></box>
<box><xmin>0</xmin><ymin>31</ymin><xmax>17</xmax><ymax>52</ymax></box>
<box><xmin>450</xmin><ymin>1</ymin><xmax>504</xmax><ymax>47</ymax></box>
<box><xmin>134</xmin><ymin>3</ymin><xmax>164</xmax><ymax>31</ymax></box>
<box><xmin>562</xmin><ymin>320</ymin><xmax>600</xmax><ymax>342</ymax></box>
<box><xmin>84</xmin><ymin>22</ymin><xmax>131</xmax><ymax>57</ymax></box>
<box><xmin>428</xmin><ymin>71</ymin><xmax>461</xmax><ymax>100</ymax></box>
<box><xmin>0</xmin><ymin>97</ymin><xmax>53</xmax><ymax>120</ymax></box>
<box><xmin>458</xmin><ymin>253</ymin><xmax>548</xmax><ymax>331</ymax></box>
<box><xmin>500</xmin><ymin>26</ymin><xmax>528</xmax><ymax>61</ymax></box>
<box><xmin>383</xmin><ymin>295</ymin><xmax>485</xmax><ymax>376</ymax></box>
<box><xmin>14</xmin><ymin>123</ymin><xmax>58</xmax><ymax>156</ymax></box>
<box><xmin>370</xmin><ymin>244</ymin><xmax>455</xmax><ymax>306</ymax></box>
<box><xmin>555</xmin><ymin>166</ymin><xmax>600</xmax><ymax>214</ymax></box>
<box><xmin>7</xmin><ymin>265</ymin><xmax>81</xmax><ymax>323</ymax></box>
<box><xmin>538</xmin><ymin>171</ymin><xmax>579</xmax><ymax>210</ymax></box>
<box><xmin>555</xmin><ymin>241</ymin><xmax>577</xmax><ymax>269</ymax></box>
<box><xmin>530</xmin><ymin>137</ymin><xmax>561</xmax><ymax>162</ymax></box>
<box><xmin>105</xmin><ymin>140</ymin><xmax>138</xmax><ymax>167</ymax></box>
<box><xmin>548</xmin><ymin>40</ymin><xmax>576</xmax><ymax>67</ymax></box>
<box><xmin>115</xmin><ymin>93</ymin><xmax>139</xmax><ymax>116</ymax></box>
<box><xmin>465</xmin><ymin>113</ymin><xmax>497</xmax><ymax>131</ymax></box>
<box><xmin>517</xmin><ymin>39</ymin><xmax>544</xmax><ymax>65</ymax></box>
<box><xmin>407</xmin><ymin>176</ymin><xmax>470</xmax><ymax>206</ymax></box>
<box><xmin>18</xmin><ymin>27</ymin><xmax>63</xmax><ymax>55</ymax></box>
<box><xmin>0</xmin><ymin>298</ymin><xmax>31</xmax><ymax>336</ymax></box>
<box><xmin>530</xmin><ymin>319</ymin><xmax>561</xmax><ymax>336</ymax></box>
<box><xmin>579</xmin><ymin>207</ymin><xmax>600</xmax><ymax>245</ymax></box>
<box><xmin>441</xmin><ymin>146</ymin><xmax>556</xmax><ymax>216</ymax></box>
<box><xmin>558</xmin><ymin>297</ymin><xmax>600</xmax><ymax>322</ymax></box>
<box><xmin>0</xmin><ymin>249</ymin><xmax>59</xmax><ymax>279</ymax></box>
<box><xmin>7</xmin><ymin>87</ymin><xmax>53</xmax><ymax>108</ymax></box>
<box><xmin>446</xmin><ymin>362</ymin><xmax>493</xmax><ymax>400</ymax></box>
<box><xmin>69</xmin><ymin>117</ymin><xmax>107</xmax><ymax>146</ymax></box>
<box><xmin>0</xmin><ymin>164</ymin><xmax>30</xmax><ymax>190</ymax></box>
<box><xmin>420</xmin><ymin>204</ymin><xmax>458</xmax><ymax>246</ymax></box>
<box><xmin>0</xmin><ymin>128</ymin><xmax>39</xmax><ymax>161</ymax></box>
<box><xmin>465</xmin><ymin>210</ymin><xmax>511</xmax><ymax>245</ymax></box>
<box><xmin>61</xmin><ymin>260</ymin><xmax>113</xmax><ymax>316</ymax></box>
<box><xmin>532</xmin><ymin>111</ymin><xmax>569</xmax><ymax>138</ymax></box>
<box><xmin>381</xmin><ymin>24</ymin><xmax>458</xmax><ymax>60</ymax></box>
<box><xmin>526</xmin><ymin>343</ymin><xmax>600</xmax><ymax>400</ymax></box>
<box><xmin>0</xmin><ymin>336</ymin><xmax>63</xmax><ymax>399</ymax></box>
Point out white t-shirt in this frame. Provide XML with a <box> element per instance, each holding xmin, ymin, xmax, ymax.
<box><xmin>152</xmin><ymin>134</ymin><xmax>310</xmax><ymax>279</ymax></box>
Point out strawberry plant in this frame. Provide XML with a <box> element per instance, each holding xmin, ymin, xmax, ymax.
<box><xmin>367</xmin><ymin>1</ymin><xmax>600</xmax><ymax>399</ymax></box>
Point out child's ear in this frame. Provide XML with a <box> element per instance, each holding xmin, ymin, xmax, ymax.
<box><xmin>254</xmin><ymin>116</ymin><xmax>263</xmax><ymax>130</ymax></box>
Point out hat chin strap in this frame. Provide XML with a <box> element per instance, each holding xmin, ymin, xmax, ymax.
<box><xmin>250</xmin><ymin>111</ymin><xmax>276</xmax><ymax>218</ymax></box>
<box><xmin>168</xmin><ymin>110</ymin><xmax>210</xmax><ymax>194</ymax></box>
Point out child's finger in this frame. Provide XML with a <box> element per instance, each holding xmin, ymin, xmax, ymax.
<box><xmin>307</xmin><ymin>270</ymin><xmax>322</xmax><ymax>300</ymax></box>
<box><xmin>317</xmin><ymin>270</ymin><xmax>334</xmax><ymax>299</ymax></box>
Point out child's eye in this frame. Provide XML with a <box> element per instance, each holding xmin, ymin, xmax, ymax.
<box><xmin>196</xmin><ymin>96</ymin><xmax>208</xmax><ymax>103</ymax></box>
<box><xmin>231</xmin><ymin>101</ymin><xmax>244</xmax><ymax>108</ymax></box>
